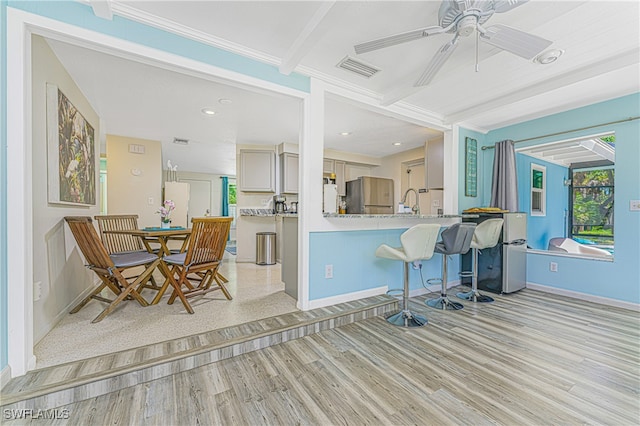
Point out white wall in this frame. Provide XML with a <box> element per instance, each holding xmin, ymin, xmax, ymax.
<box><xmin>170</xmin><ymin>171</ymin><xmax>225</xmax><ymax>218</ymax></box>
<box><xmin>376</xmin><ymin>145</ymin><xmax>426</xmax><ymax>206</ymax></box>
<box><xmin>31</xmin><ymin>36</ymin><xmax>100</xmax><ymax>343</ymax></box>
<box><xmin>106</xmin><ymin>135</ymin><xmax>162</xmax><ymax>227</ymax></box>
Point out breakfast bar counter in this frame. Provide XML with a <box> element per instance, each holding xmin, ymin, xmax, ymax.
<box><xmin>318</xmin><ymin>213</ymin><xmax>478</xmax><ymax>232</ymax></box>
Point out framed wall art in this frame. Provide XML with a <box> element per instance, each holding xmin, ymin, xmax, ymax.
<box><xmin>465</xmin><ymin>137</ymin><xmax>478</xmax><ymax>197</ymax></box>
<box><xmin>47</xmin><ymin>83</ymin><xmax>96</xmax><ymax>206</ymax></box>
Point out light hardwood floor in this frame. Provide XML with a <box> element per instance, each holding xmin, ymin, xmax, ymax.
<box><xmin>11</xmin><ymin>288</ymin><xmax>639</xmax><ymax>425</ymax></box>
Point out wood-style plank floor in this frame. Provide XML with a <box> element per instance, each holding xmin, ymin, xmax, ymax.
<box><xmin>8</xmin><ymin>288</ymin><xmax>639</xmax><ymax>425</ymax></box>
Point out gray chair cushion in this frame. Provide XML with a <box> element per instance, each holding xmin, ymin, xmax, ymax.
<box><xmin>110</xmin><ymin>250</ymin><xmax>158</xmax><ymax>268</ymax></box>
<box><xmin>434</xmin><ymin>223</ymin><xmax>476</xmax><ymax>255</ymax></box>
<box><xmin>163</xmin><ymin>252</ymin><xmax>187</xmax><ymax>266</ymax></box>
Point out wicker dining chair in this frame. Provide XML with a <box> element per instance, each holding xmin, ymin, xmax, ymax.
<box><xmin>155</xmin><ymin>217</ymin><xmax>233</xmax><ymax>314</ymax></box>
<box><xmin>94</xmin><ymin>214</ymin><xmax>161</xmax><ymax>294</ymax></box>
<box><xmin>64</xmin><ymin>216</ymin><xmax>161</xmax><ymax>323</ymax></box>
<box><xmin>94</xmin><ymin>214</ymin><xmax>146</xmax><ymax>254</ymax></box>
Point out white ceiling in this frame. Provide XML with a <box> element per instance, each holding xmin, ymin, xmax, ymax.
<box><xmin>517</xmin><ymin>137</ymin><xmax>615</xmax><ymax>167</ymax></box>
<box><xmin>50</xmin><ymin>0</ymin><xmax>639</xmax><ymax>175</ymax></box>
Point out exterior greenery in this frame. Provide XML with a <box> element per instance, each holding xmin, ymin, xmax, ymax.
<box><xmin>570</xmin><ymin>136</ymin><xmax>615</xmax><ymax>246</ymax></box>
<box><xmin>228</xmin><ymin>183</ymin><xmax>237</xmax><ymax>205</ymax></box>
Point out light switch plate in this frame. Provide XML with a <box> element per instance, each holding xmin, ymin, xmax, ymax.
<box><xmin>630</xmin><ymin>200</ymin><xmax>640</xmax><ymax>211</ymax></box>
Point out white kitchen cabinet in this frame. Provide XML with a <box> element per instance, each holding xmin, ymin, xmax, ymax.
<box><xmin>280</xmin><ymin>153</ymin><xmax>299</xmax><ymax>194</ymax></box>
<box><xmin>239</xmin><ymin>149</ymin><xmax>275</xmax><ymax>192</ymax></box>
<box><xmin>334</xmin><ymin>160</ymin><xmax>346</xmax><ymax>196</ymax></box>
<box><xmin>323</xmin><ymin>158</ymin><xmax>334</xmax><ymax>174</ymax></box>
<box><xmin>426</xmin><ymin>139</ymin><xmax>444</xmax><ymax>189</ymax></box>
<box><xmin>345</xmin><ymin>164</ymin><xmax>371</xmax><ymax>181</ymax></box>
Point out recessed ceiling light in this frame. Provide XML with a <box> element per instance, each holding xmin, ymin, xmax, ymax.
<box><xmin>201</xmin><ymin>108</ymin><xmax>216</xmax><ymax>115</ymax></box>
<box><xmin>392</xmin><ymin>142</ymin><xmax>402</xmax><ymax>146</ymax></box>
<box><xmin>218</xmin><ymin>98</ymin><xmax>233</xmax><ymax>105</ymax></box>
<box><xmin>534</xmin><ymin>49</ymin><xmax>564</xmax><ymax>65</ymax></box>
<box><xmin>340</xmin><ymin>132</ymin><xmax>351</xmax><ymax>136</ymax></box>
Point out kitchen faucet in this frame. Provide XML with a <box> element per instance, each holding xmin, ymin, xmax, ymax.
<box><xmin>401</xmin><ymin>188</ymin><xmax>420</xmax><ymax>215</ymax></box>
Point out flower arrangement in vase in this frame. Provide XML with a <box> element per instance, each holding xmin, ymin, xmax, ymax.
<box><xmin>157</xmin><ymin>199</ymin><xmax>175</xmax><ymax>228</ymax></box>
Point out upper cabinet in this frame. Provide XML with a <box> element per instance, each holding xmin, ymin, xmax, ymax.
<box><xmin>280</xmin><ymin>152</ymin><xmax>299</xmax><ymax>194</ymax></box>
<box><xmin>334</xmin><ymin>160</ymin><xmax>346</xmax><ymax>196</ymax></box>
<box><xmin>239</xmin><ymin>149</ymin><xmax>275</xmax><ymax>192</ymax></box>
<box><xmin>323</xmin><ymin>159</ymin><xmax>335</xmax><ymax>174</ymax></box>
<box><xmin>426</xmin><ymin>139</ymin><xmax>444</xmax><ymax>189</ymax></box>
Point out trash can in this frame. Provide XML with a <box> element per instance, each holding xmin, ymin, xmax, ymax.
<box><xmin>256</xmin><ymin>232</ymin><xmax>276</xmax><ymax>265</ymax></box>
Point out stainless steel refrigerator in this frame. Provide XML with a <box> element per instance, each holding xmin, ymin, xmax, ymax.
<box><xmin>462</xmin><ymin>212</ymin><xmax>527</xmax><ymax>294</ymax></box>
<box><xmin>345</xmin><ymin>176</ymin><xmax>394</xmax><ymax>214</ymax></box>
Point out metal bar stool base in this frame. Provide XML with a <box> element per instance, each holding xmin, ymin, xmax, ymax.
<box><xmin>426</xmin><ymin>296</ymin><xmax>464</xmax><ymax>310</ymax></box>
<box><xmin>456</xmin><ymin>289</ymin><xmax>494</xmax><ymax>303</ymax></box>
<box><xmin>386</xmin><ymin>309</ymin><xmax>427</xmax><ymax>327</ymax></box>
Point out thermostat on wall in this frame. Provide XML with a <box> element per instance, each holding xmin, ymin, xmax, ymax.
<box><xmin>128</xmin><ymin>144</ymin><xmax>145</xmax><ymax>154</ymax></box>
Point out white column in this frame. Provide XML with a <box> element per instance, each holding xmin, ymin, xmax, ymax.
<box><xmin>7</xmin><ymin>8</ymin><xmax>36</xmax><ymax>376</ymax></box>
<box><xmin>443</xmin><ymin>125</ymin><xmax>460</xmax><ymax>214</ymax></box>
<box><xmin>297</xmin><ymin>78</ymin><xmax>326</xmax><ymax>310</ymax></box>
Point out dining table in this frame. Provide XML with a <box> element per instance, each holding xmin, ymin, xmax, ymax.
<box><xmin>102</xmin><ymin>226</ymin><xmax>230</xmax><ymax>304</ymax></box>
<box><xmin>104</xmin><ymin>226</ymin><xmax>192</xmax><ymax>257</ymax></box>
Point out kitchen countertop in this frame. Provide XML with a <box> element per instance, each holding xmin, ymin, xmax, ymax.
<box><xmin>323</xmin><ymin>213</ymin><xmax>478</xmax><ymax>219</ymax></box>
<box><xmin>240</xmin><ymin>209</ymin><xmax>474</xmax><ymax>219</ymax></box>
<box><xmin>239</xmin><ymin>209</ymin><xmax>297</xmax><ymax>217</ymax></box>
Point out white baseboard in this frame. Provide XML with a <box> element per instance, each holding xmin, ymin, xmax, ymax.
<box><xmin>304</xmin><ymin>279</ymin><xmax>464</xmax><ymax>310</ymax></box>
<box><xmin>1</xmin><ymin>364</ymin><xmax>12</xmax><ymax>390</ymax></box>
<box><xmin>526</xmin><ymin>282</ymin><xmax>640</xmax><ymax>312</ymax></box>
<box><xmin>33</xmin><ymin>282</ymin><xmax>97</xmax><ymax>344</ymax></box>
<box><xmin>306</xmin><ymin>286</ymin><xmax>389</xmax><ymax>310</ymax></box>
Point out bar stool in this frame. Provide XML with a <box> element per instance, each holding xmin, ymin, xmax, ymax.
<box><xmin>457</xmin><ymin>218</ymin><xmax>504</xmax><ymax>303</ymax></box>
<box><xmin>426</xmin><ymin>222</ymin><xmax>476</xmax><ymax>310</ymax></box>
<box><xmin>375</xmin><ymin>224</ymin><xmax>441</xmax><ymax>327</ymax></box>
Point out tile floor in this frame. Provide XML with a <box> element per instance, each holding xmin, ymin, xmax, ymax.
<box><xmin>34</xmin><ymin>252</ymin><xmax>298</xmax><ymax>368</ymax></box>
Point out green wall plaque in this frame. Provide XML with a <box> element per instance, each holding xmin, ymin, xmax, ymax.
<box><xmin>465</xmin><ymin>137</ymin><xmax>477</xmax><ymax>197</ymax></box>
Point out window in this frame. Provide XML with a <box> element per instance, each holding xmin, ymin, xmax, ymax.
<box><xmin>530</xmin><ymin>164</ymin><xmax>546</xmax><ymax>216</ymax></box>
<box><xmin>228</xmin><ymin>181</ymin><xmax>237</xmax><ymax>233</ymax></box>
<box><xmin>570</xmin><ymin>165</ymin><xmax>614</xmax><ymax>247</ymax></box>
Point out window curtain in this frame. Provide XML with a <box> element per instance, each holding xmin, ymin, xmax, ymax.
<box><xmin>221</xmin><ymin>176</ymin><xmax>229</xmax><ymax>217</ymax></box>
<box><xmin>490</xmin><ymin>140</ymin><xmax>519</xmax><ymax>212</ymax></box>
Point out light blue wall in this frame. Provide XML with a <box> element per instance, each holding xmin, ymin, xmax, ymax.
<box><xmin>0</xmin><ymin>0</ymin><xmax>310</xmax><ymax>373</ymax></box>
<box><xmin>1</xmin><ymin>0</ymin><xmax>8</xmax><ymax>373</ymax></box>
<box><xmin>309</xmin><ymin>229</ymin><xmax>454</xmax><ymax>300</ymax></box>
<box><xmin>475</xmin><ymin>93</ymin><xmax>640</xmax><ymax>303</ymax></box>
<box><xmin>516</xmin><ymin>154</ymin><xmax>569</xmax><ymax>250</ymax></box>
<box><xmin>458</xmin><ymin>128</ymin><xmax>487</xmax><ymax>211</ymax></box>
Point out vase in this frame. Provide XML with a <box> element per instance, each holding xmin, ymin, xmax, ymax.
<box><xmin>161</xmin><ymin>221</ymin><xmax>170</xmax><ymax>229</ymax></box>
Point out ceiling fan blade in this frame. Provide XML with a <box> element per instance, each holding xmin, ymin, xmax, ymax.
<box><xmin>481</xmin><ymin>24</ymin><xmax>552</xmax><ymax>60</ymax></box>
<box><xmin>354</xmin><ymin>26</ymin><xmax>445</xmax><ymax>54</ymax></box>
<box><xmin>493</xmin><ymin>0</ymin><xmax>529</xmax><ymax>13</ymax></box>
<box><xmin>414</xmin><ymin>39</ymin><xmax>459</xmax><ymax>87</ymax></box>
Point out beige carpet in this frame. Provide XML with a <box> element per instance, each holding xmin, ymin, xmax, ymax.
<box><xmin>34</xmin><ymin>257</ymin><xmax>298</xmax><ymax>368</ymax></box>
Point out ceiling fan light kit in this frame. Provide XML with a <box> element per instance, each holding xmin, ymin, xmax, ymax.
<box><xmin>534</xmin><ymin>49</ymin><xmax>565</xmax><ymax>65</ymax></box>
<box><xmin>354</xmin><ymin>0</ymin><xmax>553</xmax><ymax>91</ymax></box>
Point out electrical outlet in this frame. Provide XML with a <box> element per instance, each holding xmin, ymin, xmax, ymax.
<box><xmin>630</xmin><ymin>200</ymin><xmax>640</xmax><ymax>211</ymax></box>
<box><xmin>148</xmin><ymin>197</ymin><xmax>154</xmax><ymax>205</ymax></box>
<box><xmin>412</xmin><ymin>261</ymin><xmax>421</xmax><ymax>270</ymax></box>
<box><xmin>325</xmin><ymin>264</ymin><xmax>333</xmax><ymax>279</ymax></box>
<box><xmin>432</xmin><ymin>199</ymin><xmax>440</xmax><ymax>207</ymax></box>
<box><xmin>550</xmin><ymin>262</ymin><xmax>558</xmax><ymax>272</ymax></box>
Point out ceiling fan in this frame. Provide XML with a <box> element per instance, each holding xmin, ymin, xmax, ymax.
<box><xmin>354</xmin><ymin>0</ymin><xmax>553</xmax><ymax>87</ymax></box>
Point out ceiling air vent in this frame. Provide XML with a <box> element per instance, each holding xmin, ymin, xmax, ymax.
<box><xmin>336</xmin><ymin>56</ymin><xmax>380</xmax><ymax>79</ymax></box>
<box><xmin>173</xmin><ymin>137</ymin><xmax>189</xmax><ymax>145</ymax></box>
